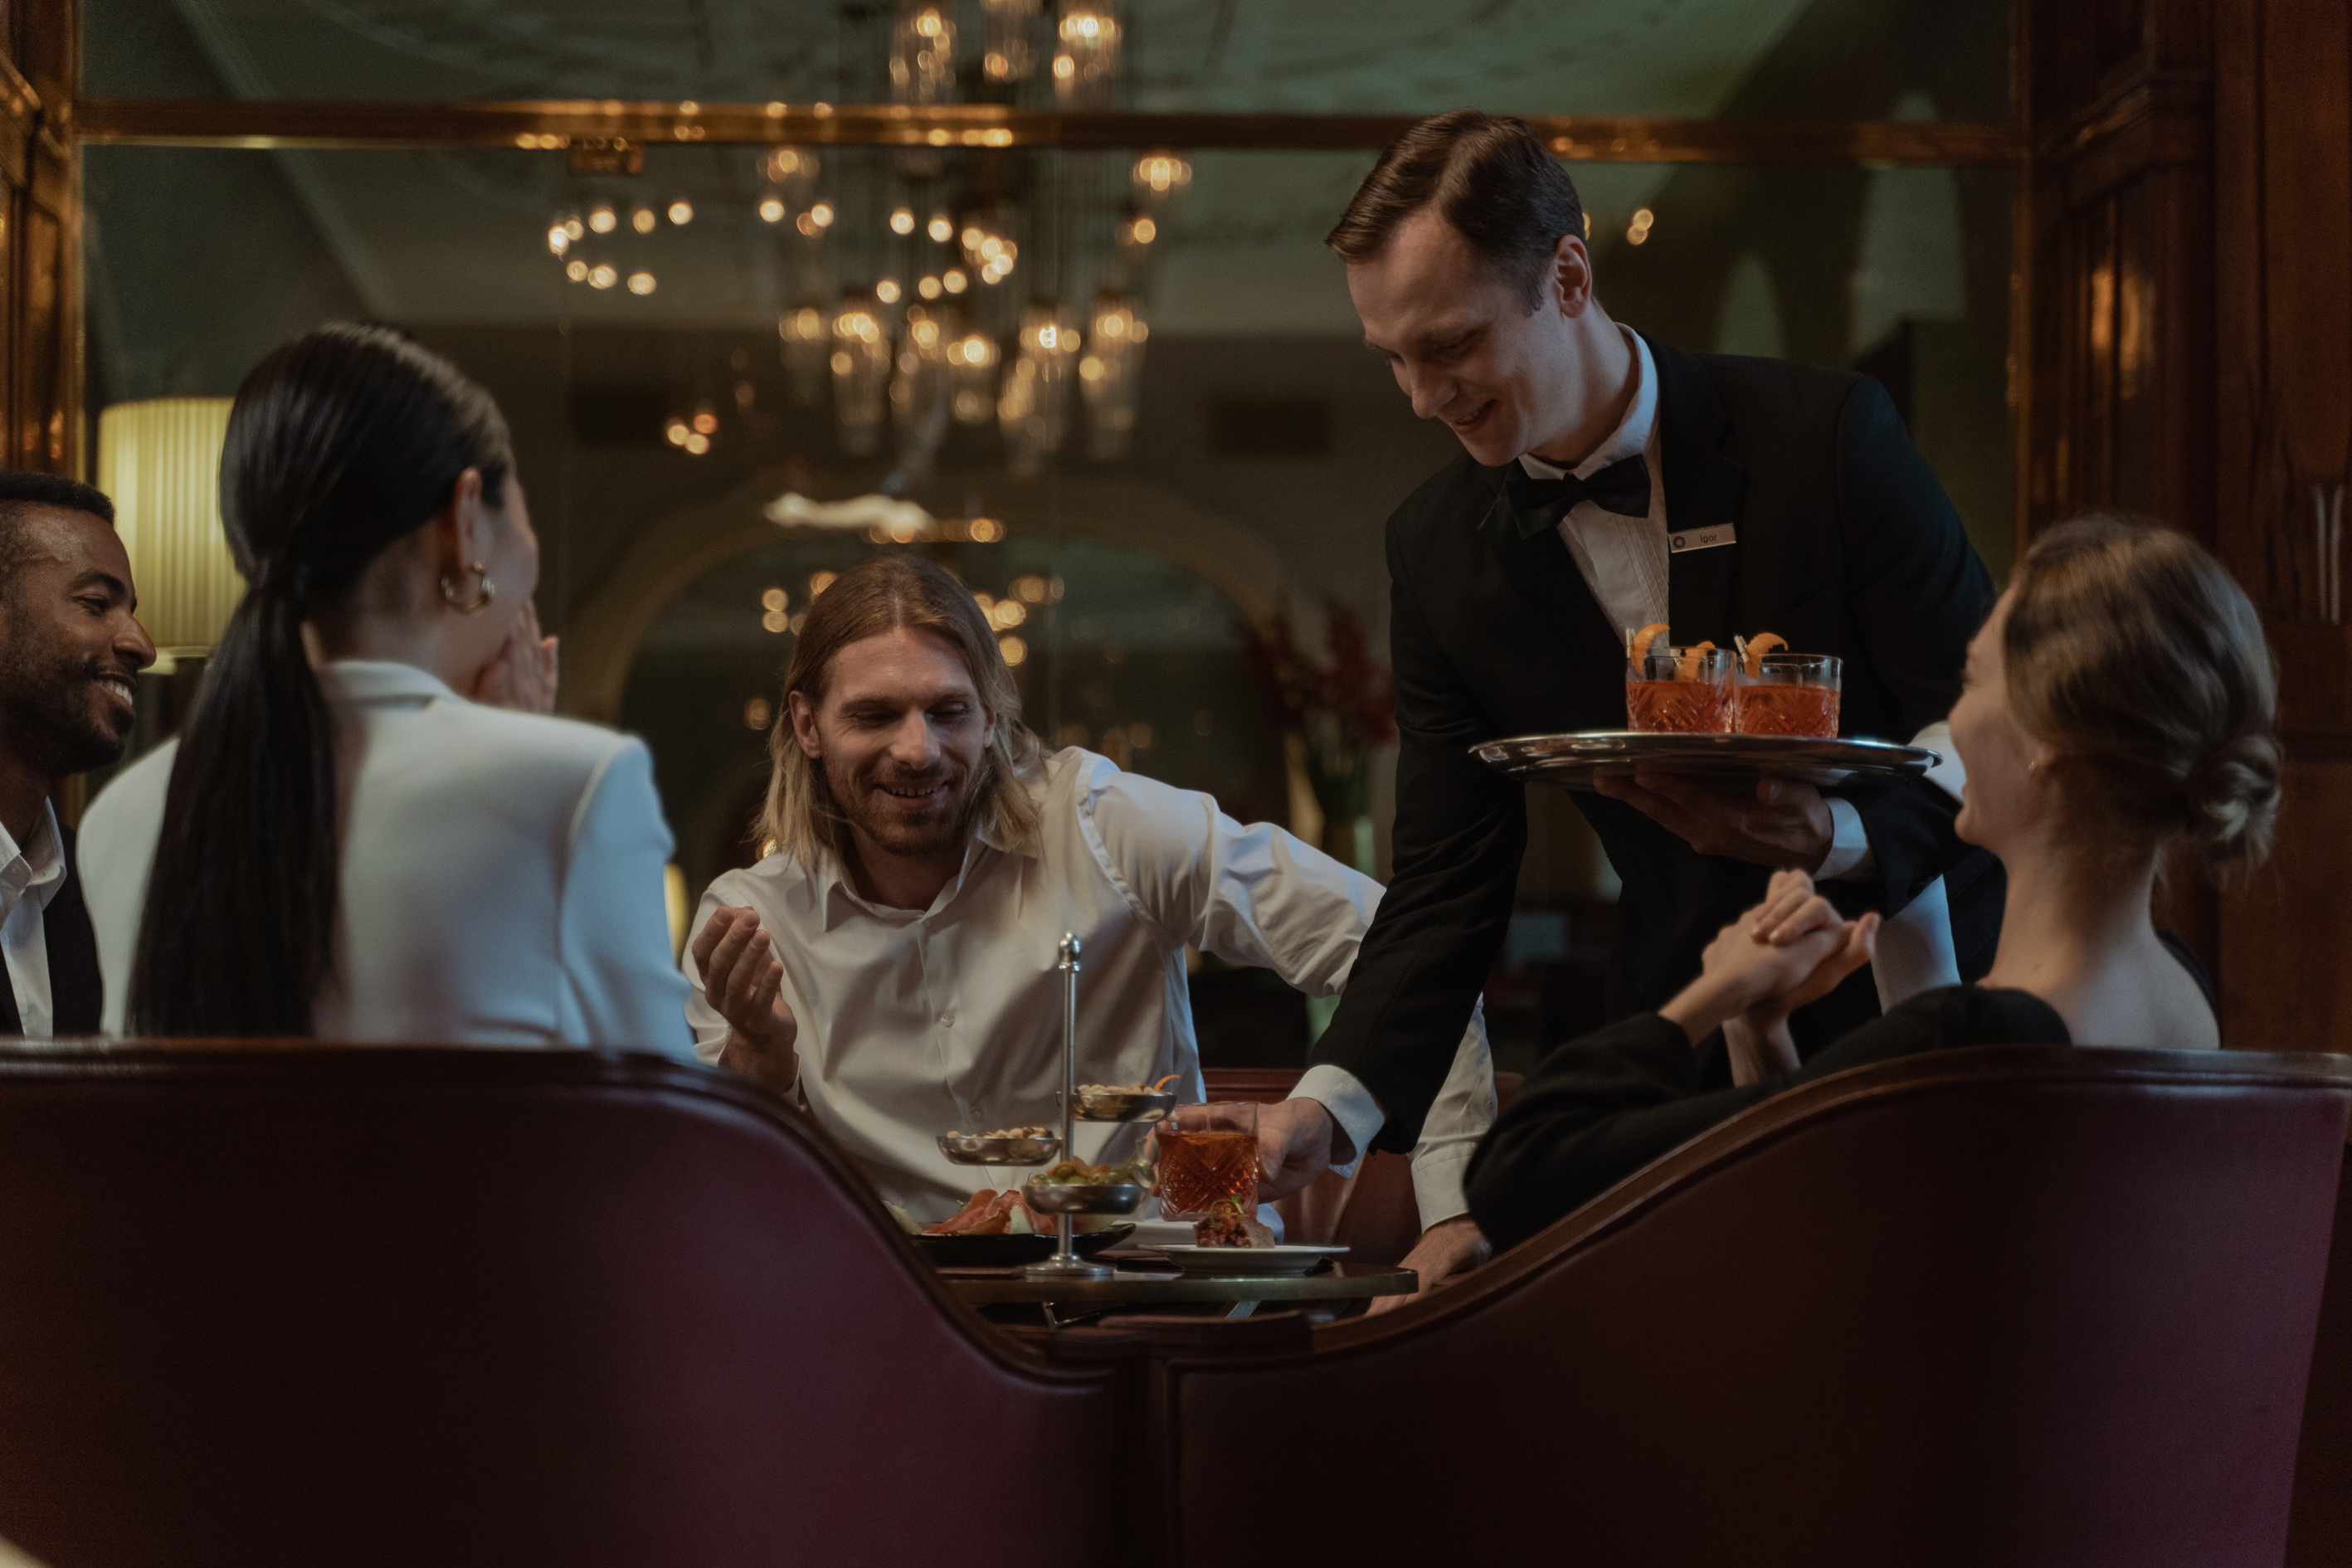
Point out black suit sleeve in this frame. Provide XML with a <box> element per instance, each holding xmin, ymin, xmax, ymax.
<box><xmin>1833</xmin><ymin>376</ymin><xmax>1996</xmax><ymax>918</ymax></box>
<box><xmin>1464</xmin><ymin>985</ymin><xmax>2069</xmax><ymax>1253</ymax></box>
<box><xmin>1306</xmin><ymin>519</ymin><xmax>1524</xmax><ymax>1153</ymax></box>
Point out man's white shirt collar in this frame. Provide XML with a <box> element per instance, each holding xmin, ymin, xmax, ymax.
<box><xmin>0</xmin><ymin>800</ymin><xmax>66</xmax><ymax>916</ymax></box>
<box><xmin>1519</xmin><ymin>326</ymin><xmax>1658</xmax><ymax>483</ymax></box>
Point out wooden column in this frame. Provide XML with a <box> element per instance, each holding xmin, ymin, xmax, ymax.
<box><xmin>1</xmin><ymin>0</ymin><xmax>80</xmax><ymax>477</ymax></box>
<box><xmin>2028</xmin><ymin>0</ymin><xmax>2352</xmax><ymax>1048</ymax></box>
<box><xmin>2209</xmin><ymin>1</ymin><xmax>2352</xmax><ymax>1050</ymax></box>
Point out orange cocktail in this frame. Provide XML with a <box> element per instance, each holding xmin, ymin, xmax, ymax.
<box><xmin>1625</xmin><ymin>645</ymin><xmax>1734</xmax><ymax>733</ymax></box>
<box><xmin>1156</xmin><ymin>1103</ymin><xmax>1260</xmax><ymax>1220</ymax></box>
<box><xmin>1735</xmin><ymin>654</ymin><xmax>1842</xmax><ymax>738</ymax></box>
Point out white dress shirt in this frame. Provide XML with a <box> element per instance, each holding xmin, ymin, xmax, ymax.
<box><xmin>0</xmin><ymin>801</ymin><xmax>66</xmax><ymax>1038</ymax></box>
<box><xmin>80</xmin><ymin>660</ymin><xmax>696</xmax><ymax>1053</ymax></box>
<box><xmin>684</xmin><ymin>747</ymin><xmax>1496</xmax><ymax>1227</ymax></box>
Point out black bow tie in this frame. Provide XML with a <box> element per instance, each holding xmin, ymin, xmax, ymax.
<box><xmin>1502</xmin><ymin>454</ymin><xmax>1653</xmax><ymax>538</ymax></box>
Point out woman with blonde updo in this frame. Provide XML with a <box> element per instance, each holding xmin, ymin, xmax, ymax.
<box><xmin>1468</xmin><ymin>515</ymin><xmax>2279</xmax><ymax>1251</ymax></box>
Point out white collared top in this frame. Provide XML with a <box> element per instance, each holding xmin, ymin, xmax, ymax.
<box><xmin>80</xmin><ymin>659</ymin><xmax>695</xmax><ymax>1052</ymax></box>
<box><xmin>684</xmin><ymin>747</ymin><xmax>1496</xmax><ymax>1226</ymax></box>
<box><xmin>0</xmin><ymin>801</ymin><xmax>66</xmax><ymax>1037</ymax></box>
<box><xmin>1519</xmin><ymin>324</ymin><xmax>1673</xmax><ymax>637</ymax></box>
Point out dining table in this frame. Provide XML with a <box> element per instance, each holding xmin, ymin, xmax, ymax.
<box><xmin>938</xmin><ymin>1254</ymin><xmax>1418</xmax><ymax>1327</ymax></box>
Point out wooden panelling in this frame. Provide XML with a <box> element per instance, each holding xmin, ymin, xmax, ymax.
<box><xmin>2222</xmin><ymin>761</ymin><xmax>2352</xmax><ymax>1049</ymax></box>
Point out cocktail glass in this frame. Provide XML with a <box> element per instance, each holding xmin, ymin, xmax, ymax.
<box><xmin>1154</xmin><ymin>1101</ymin><xmax>1261</xmax><ymax>1221</ymax></box>
<box><xmin>1735</xmin><ymin>653</ymin><xmax>1843</xmax><ymax>738</ymax></box>
<box><xmin>1624</xmin><ymin>646</ymin><xmax>1735</xmax><ymax>733</ymax></box>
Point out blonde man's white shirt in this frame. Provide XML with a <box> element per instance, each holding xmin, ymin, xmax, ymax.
<box><xmin>684</xmin><ymin>746</ymin><xmax>1496</xmax><ymax>1225</ymax></box>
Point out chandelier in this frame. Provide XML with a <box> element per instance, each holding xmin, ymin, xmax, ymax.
<box><xmin>538</xmin><ymin>0</ymin><xmax>1187</xmax><ymax>501</ymax></box>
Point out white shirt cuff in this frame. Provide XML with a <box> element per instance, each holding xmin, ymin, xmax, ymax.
<box><xmin>1291</xmin><ymin>1064</ymin><xmax>1385</xmax><ymax>1180</ymax></box>
<box><xmin>1408</xmin><ymin>1147</ymin><xmax>1473</xmax><ymax>1229</ymax></box>
<box><xmin>1818</xmin><ymin>796</ymin><xmax>1876</xmax><ymax>882</ymax></box>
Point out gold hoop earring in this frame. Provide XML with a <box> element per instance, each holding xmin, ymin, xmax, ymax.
<box><xmin>439</xmin><ymin>561</ymin><xmax>495</xmax><ymax>615</ymax></box>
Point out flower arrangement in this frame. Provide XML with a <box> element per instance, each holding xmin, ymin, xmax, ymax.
<box><xmin>1240</xmin><ymin>602</ymin><xmax>1396</xmax><ymax>860</ymax></box>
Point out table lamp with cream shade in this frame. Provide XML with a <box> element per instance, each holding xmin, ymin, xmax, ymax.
<box><xmin>95</xmin><ymin>397</ymin><xmax>242</xmax><ymax>660</ymax></box>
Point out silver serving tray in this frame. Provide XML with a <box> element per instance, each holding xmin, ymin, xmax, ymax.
<box><xmin>1023</xmin><ymin>1179</ymin><xmax>1148</xmax><ymax>1215</ymax></box>
<box><xmin>1473</xmin><ymin>730</ymin><xmax>1940</xmax><ymax>791</ymax></box>
<box><xmin>1074</xmin><ymin>1088</ymin><xmax>1178</xmax><ymax>1122</ymax></box>
<box><xmin>937</xmin><ymin>1132</ymin><xmax>1062</xmax><ymax>1166</ymax></box>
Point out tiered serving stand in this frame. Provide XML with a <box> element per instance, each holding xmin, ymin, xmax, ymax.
<box><xmin>936</xmin><ymin>933</ymin><xmax>1176</xmax><ymax>1283</ymax></box>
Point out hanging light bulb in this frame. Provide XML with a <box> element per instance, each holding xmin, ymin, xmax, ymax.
<box><xmin>565</xmin><ymin>258</ymin><xmax>590</xmax><ymax>283</ymax></box>
<box><xmin>627</xmin><ymin>270</ymin><xmax>657</xmax><ymax>295</ymax></box>
<box><xmin>1080</xmin><ymin>290</ymin><xmax>1147</xmax><ymax>460</ymax></box>
<box><xmin>778</xmin><ymin>303</ymin><xmax>829</xmax><ymax>409</ymax></box>
<box><xmin>562</xmin><ymin>214</ymin><xmax>586</xmax><ymax>242</ymax></box>
<box><xmin>762</xmin><ymin>148</ymin><xmax>821</xmax><ymax>217</ymax></box>
<box><xmin>889</xmin><ymin>2</ymin><xmax>958</xmax><ymax>106</ymax></box>
<box><xmin>1000</xmin><ymin>301</ymin><xmax>1079</xmax><ymax>475</ymax></box>
<box><xmin>1130</xmin><ymin>151</ymin><xmax>1192</xmax><ymax>202</ymax></box>
<box><xmin>546</xmin><ymin>222</ymin><xmax>572</xmax><ymax>256</ymax></box>
<box><xmin>587</xmin><ymin>203</ymin><xmax>618</xmax><ymax>235</ymax></box>
<box><xmin>949</xmin><ymin>330</ymin><xmax>1001</xmax><ymax>426</ymax></box>
<box><xmin>668</xmin><ymin>199</ymin><xmax>694</xmax><ymax>226</ymax></box>
<box><xmin>588</xmin><ymin>263</ymin><xmax>618</xmax><ymax>290</ymax></box>
<box><xmin>890</xmin><ymin>206</ymin><xmax>917</xmax><ymax>236</ymax></box>
<box><xmin>1054</xmin><ymin>2</ymin><xmax>1120</xmax><ymax>109</ymax></box>
<box><xmin>892</xmin><ymin>304</ymin><xmax>957</xmax><ymax>471</ymax></box>
<box><xmin>981</xmin><ymin>0</ymin><xmax>1042</xmax><ymax>83</ymax></box>
<box><xmin>759</xmin><ymin>197</ymin><xmax>786</xmax><ymax>223</ymax></box>
<box><xmin>927</xmin><ymin>211</ymin><xmax>955</xmax><ymax>245</ymax></box>
<box><xmin>631</xmin><ymin>205</ymin><xmax>658</xmax><ymax>235</ymax></box>
<box><xmin>831</xmin><ymin>288</ymin><xmax>893</xmax><ymax>457</ymax></box>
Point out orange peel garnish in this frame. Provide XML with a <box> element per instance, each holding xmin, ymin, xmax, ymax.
<box><xmin>1628</xmin><ymin>621</ymin><xmax>1673</xmax><ymax>666</ymax></box>
<box><xmin>1742</xmin><ymin>631</ymin><xmax>1786</xmax><ymax>677</ymax></box>
<box><xmin>1675</xmin><ymin>640</ymin><xmax>1718</xmax><ymax>682</ymax></box>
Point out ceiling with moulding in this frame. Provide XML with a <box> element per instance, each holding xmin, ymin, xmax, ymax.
<box><xmin>88</xmin><ymin>0</ymin><xmax>1824</xmax><ymax>336</ymax></box>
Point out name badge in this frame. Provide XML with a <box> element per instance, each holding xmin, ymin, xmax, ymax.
<box><xmin>1668</xmin><ymin>524</ymin><xmax>1736</xmax><ymax>553</ymax></box>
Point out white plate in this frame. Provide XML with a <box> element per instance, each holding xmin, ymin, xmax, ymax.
<box><xmin>1157</xmin><ymin>1244</ymin><xmax>1349</xmax><ymax>1276</ymax></box>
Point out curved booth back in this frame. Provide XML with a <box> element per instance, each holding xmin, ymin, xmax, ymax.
<box><xmin>0</xmin><ymin>1044</ymin><xmax>1127</xmax><ymax>1568</ymax></box>
<box><xmin>1160</xmin><ymin>1046</ymin><xmax>2352</xmax><ymax>1568</ymax></box>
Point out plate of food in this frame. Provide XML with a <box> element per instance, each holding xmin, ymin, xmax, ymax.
<box><xmin>1471</xmin><ymin>731</ymin><xmax>1939</xmax><ymax>791</ymax></box>
<box><xmin>1075</xmin><ymin>1074</ymin><xmax>1181</xmax><ymax>1122</ymax></box>
<box><xmin>907</xmin><ymin>1188</ymin><xmax>1134</xmax><ymax>1266</ymax></box>
<box><xmin>1156</xmin><ymin>1196</ymin><xmax>1349</xmax><ymax>1275</ymax></box>
<box><xmin>937</xmin><ymin>1126</ymin><xmax>1062</xmax><ymax>1166</ymax></box>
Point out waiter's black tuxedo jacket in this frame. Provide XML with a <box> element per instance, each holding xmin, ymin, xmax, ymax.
<box><xmin>0</xmin><ymin>821</ymin><xmax>102</xmax><ymax>1036</ymax></box>
<box><xmin>1315</xmin><ymin>335</ymin><xmax>1999</xmax><ymax>1151</ymax></box>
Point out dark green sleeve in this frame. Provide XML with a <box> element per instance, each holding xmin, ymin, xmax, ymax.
<box><xmin>1466</xmin><ymin>986</ymin><xmax>2068</xmax><ymax>1252</ymax></box>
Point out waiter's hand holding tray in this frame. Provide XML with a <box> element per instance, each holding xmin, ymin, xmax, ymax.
<box><xmin>1474</xmin><ymin>624</ymin><xmax>1939</xmax><ymax>791</ymax></box>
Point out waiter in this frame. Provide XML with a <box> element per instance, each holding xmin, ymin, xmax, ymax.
<box><xmin>1255</xmin><ymin>109</ymin><xmax>1998</xmax><ymax>1199</ymax></box>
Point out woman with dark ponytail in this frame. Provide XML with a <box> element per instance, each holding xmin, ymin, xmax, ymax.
<box><xmin>1467</xmin><ymin>514</ymin><xmax>2282</xmax><ymax>1251</ymax></box>
<box><xmin>79</xmin><ymin>324</ymin><xmax>693</xmax><ymax>1050</ymax></box>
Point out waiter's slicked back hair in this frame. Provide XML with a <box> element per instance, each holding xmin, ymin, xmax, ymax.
<box><xmin>1326</xmin><ymin>108</ymin><xmax>1586</xmax><ymax>311</ymax></box>
<box><xmin>760</xmin><ymin>551</ymin><xmax>1041</xmax><ymax>864</ymax></box>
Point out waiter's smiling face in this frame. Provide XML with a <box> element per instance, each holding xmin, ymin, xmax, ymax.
<box><xmin>791</xmin><ymin>625</ymin><xmax>992</xmax><ymax>863</ymax></box>
<box><xmin>1349</xmin><ymin>207</ymin><xmax>1595</xmax><ymax>467</ymax></box>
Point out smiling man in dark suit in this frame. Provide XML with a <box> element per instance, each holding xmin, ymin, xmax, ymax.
<box><xmin>1254</xmin><ymin>110</ymin><xmax>1998</xmax><ymax>1271</ymax></box>
<box><xmin>0</xmin><ymin>474</ymin><xmax>154</xmax><ymax>1037</ymax></box>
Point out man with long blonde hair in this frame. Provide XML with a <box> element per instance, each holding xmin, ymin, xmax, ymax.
<box><xmin>685</xmin><ymin>553</ymin><xmax>1496</xmax><ymax>1298</ymax></box>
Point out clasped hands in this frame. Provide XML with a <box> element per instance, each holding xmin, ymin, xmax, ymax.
<box><xmin>1659</xmin><ymin>869</ymin><xmax>1881</xmax><ymax>1085</ymax></box>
